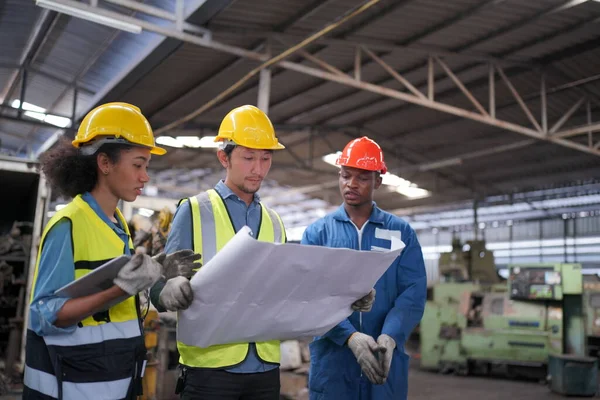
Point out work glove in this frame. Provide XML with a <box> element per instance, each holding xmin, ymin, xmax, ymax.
<box><xmin>159</xmin><ymin>276</ymin><xmax>194</xmax><ymax>311</ymax></box>
<box><xmin>352</xmin><ymin>288</ymin><xmax>376</xmax><ymax>312</ymax></box>
<box><xmin>347</xmin><ymin>332</ymin><xmax>385</xmax><ymax>385</ymax></box>
<box><xmin>114</xmin><ymin>254</ymin><xmax>163</xmax><ymax>295</ymax></box>
<box><xmin>377</xmin><ymin>334</ymin><xmax>396</xmax><ymax>382</ymax></box>
<box><xmin>153</xmin><ymin>250</ymin><xmax>202</xmax><ymax>280</ymax></box>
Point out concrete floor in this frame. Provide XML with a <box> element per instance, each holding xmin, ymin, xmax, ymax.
<box><xmin>408</xmin><ymin>367</ymin><xmax>587</xmax><ymax>400</ymax></box>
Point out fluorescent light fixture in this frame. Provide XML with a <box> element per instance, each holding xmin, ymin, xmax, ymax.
<box><xmin>55</xmin><ymin>204</ymin><xmax>67</xmax><ymax>211</ymax></box>
<box><xmin>44</xmin><ymin>114</ymin><xmax>71</xmax><ymax>128</ymax></box>
<box><xmin>11</xmin><ymin>100</ymin><xmax>46</xmax><ymax>113</ymax></box>
<box><xmin>24</xmin><ymin>111</ymin><xmax>46</xmax><ymax>121</ymax></box>
<box><xmin>198</xmin><ymin>136</ymin><xmax>220</xmax><ymax>149</ymax></box>
<box><xmin>322</xmin><ymin>151</ymin><xmax>341</xmax><ymax>167</ymax></box>
<box><xmin>156</xmin><ymin>135</ymin><xmax>220</xmax><ymax>149</ymax></box>
<box><xmin>36</xmin><ymin>0</ymin><xmax>143</xmax><ymax>34</ymax></box>
<box><xmin>137</xmin><ymin>208</ymin><xmax>155</xmax><ymax>218</ymax></box>
<box><xmin>156</xmin><ymin>136</ymin><xmax>184</xmax><ymax>148</ymax></box>
<box><xmin>11</xmin><ymin>99</ymin><xmax>72</xmax><ymax>128</ymax></box>
<box><xmin>395</xmin><ymin>185</ymin><xmax>431</xmax><ymax>199</ymax></box>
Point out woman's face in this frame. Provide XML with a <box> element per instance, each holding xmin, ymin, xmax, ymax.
<box><xmin>103</xmin><ymin>147</ymin><xmax>151</xmax><ymax>202</ymax></box>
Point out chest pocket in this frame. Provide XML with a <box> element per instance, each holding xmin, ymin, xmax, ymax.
<box><xmin>328</xmin><ymin>238</ymin><xmax>355</xmax><ymax>249</ymax></box>
<box><xmin>372</xmin><ymin>228</ymin><xmax>403</xmax><ymax>252</ymax></box>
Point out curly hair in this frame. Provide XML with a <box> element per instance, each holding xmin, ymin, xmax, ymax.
<box><xmin>40</xmin><ymin>137</ymin><xmax>131</xmax><ymax>198</ymax></box>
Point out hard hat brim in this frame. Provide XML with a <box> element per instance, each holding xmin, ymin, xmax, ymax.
<box><xmin>150</xmin><ymin>146</ymin><xmax>167</xmax><ymax>155</ymax></box>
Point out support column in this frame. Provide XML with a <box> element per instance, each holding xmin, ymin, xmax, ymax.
<box><xmin>257</xmin><ymin>43</ymin><xmax>272</xmax><ymax>113</ymax></box>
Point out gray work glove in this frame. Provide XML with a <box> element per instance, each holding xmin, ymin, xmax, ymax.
<box><xmin>377</xmin><ymin>334</ymin><xmax>396</xmax><ymax>382</ymax></box>
<box><xmin>352</xmin><ymin>288</ymin><xmax>376</xmax><ymax>312</ymax></box>
<box><xmin>159</xmin><ymin>276</ymin><xmax>194</xmax><ymax>311</ymax></box>
<box><xmin>347</xmin><ymin>332</ymin><xmax>385</xmax><ymax>385</ymax></box>
<box><xmin>114</xmin><ymin>254</ymin><xmax>163</xmax><ymax>295</ymax></box>
<box><xmin>153</xmin><ymin>250</ymin><xmax>202</xmax><ymax>280</ymax></box>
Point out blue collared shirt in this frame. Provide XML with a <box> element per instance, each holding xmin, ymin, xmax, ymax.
<box><xmin>156</xmin><ymin>180</ymin><xmax>278</xmax><ymax>373</ymax></box>
<box><xmin>29</xmin><ymin>192</ymin><xmax>131</xmax><ymax>336</ymax></box>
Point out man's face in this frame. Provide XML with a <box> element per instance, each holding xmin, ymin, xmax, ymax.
<box><xmin>221</xmin><ymin>146</ymin><xmax>273</xmax><ymax>194</ymax></box>
<box><xmin>339</xmin><ymin>166</ymin><xmax>382</xmax><ymax>207</ymax></box>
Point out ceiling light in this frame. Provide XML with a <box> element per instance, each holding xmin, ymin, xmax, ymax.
<box><xmin>322</xmin><ymin>152</ymin><xmax>341</xmax><ymax>167</ymax></box>
<box><xmin>198</xmin><ymin>136</ymin><xmax>220</xmax><ymax>149</ymax></box>
<box><xmin>11</xmin><ymin>100</ymin><xmax>46</xmax><ymax>113</ymax></box>
<box><xmin>156</xmin><ymin>136</ymin><xmax>220</xmax><ymax>149</ymax></box>
<box><xmin>36</xmin><ymin>0</ymin><xmax>143</xmax><ymax>34</ymax></box>
<box><xmin>176</xmin><ymin>136</ymin><xmax>203</xmax><ymax>148</ymax></box>
<box><xmin>44</xmin><ymin>114</ymin><xmax>71</xmax><ymax>128</ymax></box>
<box><xmin>395</xmin><ymin>185</ymin><xmax>431</xmax><ymax>199</ymax></box>
<box><xmin>156</xmin><ymin>136</ymin><xmax>184</xmax><ymax>148</ymax></box>
<box><xmin>137</xmin><ymin>208</ymin><xmax>155</xmax><ymax>218</ymax></box>
<box><xmin>24</xmin><ymin>111</ymin><xmax>46</xmax><ymax>122</ymax></box>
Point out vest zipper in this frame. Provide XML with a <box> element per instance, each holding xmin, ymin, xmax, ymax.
<box><xmin>349</xmin><ymin>220</ymin><xmax>369</xmax><ymax>380</ymax></box>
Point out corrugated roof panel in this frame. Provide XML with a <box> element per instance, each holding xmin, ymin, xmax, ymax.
<box><xmin>351</xmin><ymin>0</ymin><xmax>483</xmax><ymax>43</ymax></box>
<box><xmin>0</xmin><ymin>1</ymin><xmax>41</xmax><ymax>64</ymax></box>
<box><xmin>417</xmin><ymin>0</ymin><xmax>570</xmax><ymax>50</ymax></box>
<box><xmin>0</xmin><ymin>68</ymin><xmax>16</xmax><ymax>100</ymax></box>
<box><xmin>51</xmin><ymin>90</ymin><xmax>94</xmax><ymax>120</ymax></box>
<box><xmin>32</xmin><ymin>14</ymin><xmax>118</xmax><ymax>81</ymax></box>
<box><xmin>15</xmin><ymin>72</ymin><xmax>68</xmax><ymax>112</ymax></box>
<box><xmin>211</xmin><ymin>0</ymin><xmax>309</xmax><ymax>30</ymax></box>
<box><xmin>512</xmin><ymin>24</ymin><xmax>599</xmax><ymax>60</ymax></box>
<box><xmin>470</xmin><ymin>2</ymin><xmax>596</xmax><ymax>54</ymax></box>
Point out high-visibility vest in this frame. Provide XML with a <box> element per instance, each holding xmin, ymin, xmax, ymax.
<box><xmin>177</xmin><ymin>189</ymin><xmax>286</xmax><ymax>368</ymax></box>
<box><xmin>23</xmin><ymin>195</ymin><xmax>146</xmax><ymax>400</ymax></box>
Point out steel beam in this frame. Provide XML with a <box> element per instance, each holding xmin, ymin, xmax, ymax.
<box><xmin>34</xmin><ymin>0</ymin><xmax>600</xmax><ymax>160</ymax></box>
<box><xmin>541</xmin><ymin>73</ymin><xmax>547</xmax><ymax>133</ymax></box>
<box><xmin>363</xmin><ymin>47</ymin><xmax>425</xmax><ymax>99</ymax></box>
<box><xmin>34</xmin><ymin>0</ymin><xmax>223</xmax><ymax>157</ymax></box>
<box><xmin>587</xmin><ymin>101</ymin><xmax>593</xmax><ymax>148</ymax></box>
<box><xmin>257</xmin><ymin>67</ymin><xmax>272</xmax><ymax>114</ymax></box>
<box><xmin>153</xmin><ymin>0</ymin><xmax>384</xmax><ymax>135</ymax></box>
<box><xmin>553</xmin><ymin>122</ymin><xmax>600</xmax><ymax>139</ymax></box>
<box><xmin>0</xmin><ymin>9</ymin><xmax>56</xmax><ymax>105</ymax></box>
<box><xmin>145</xmin><ymin>0</ymin><xmax>339</xmax><ymax>120</ymax></box>
<box><xmin>355</xmin><ymin>47</ymin><xmax>361</xmax><ymax>81</ymax></box>
<box><xmin>549</xmin><ymin>97</ymin><xmax>585</xmax><ymax>134</ymax></box>
<box><xmin>277</xmin><ymin>61</ymin><xmax>600</xmax><ymax>157</ymax></box>
<box><xmin>496</xmin><ymin>65</ymin><xmax>542</xmax><ymax>133</ymax></box>
<box><xmin>435</xmin><ymin>56</ymin><xmax>488</xmax><ymax>116</ymax></box>
<box><xmin>489</xmin><ymin>64</ymin><xmax>495</xmax><ymax>118</ymax></box>
<box><xmin>289</xmin><ymin>3</ymin><xmax>600</xmax><ymax>128</ymax></box>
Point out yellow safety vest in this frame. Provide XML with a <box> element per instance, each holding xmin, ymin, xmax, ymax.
<box><xmin>24</xmin><ymin>195</ymin><xmax>145</xmax><ymax>400</ymax></box>
<box><xmin>177</xmin><ymin>189</ymin><xmax>286</xmax><ymax>369</ymax></box>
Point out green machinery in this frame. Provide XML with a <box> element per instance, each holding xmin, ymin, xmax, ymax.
<box><xmin>421</xmin><ymin>239</ymin><xmax>598</xmax><ymax>395</ymax></box>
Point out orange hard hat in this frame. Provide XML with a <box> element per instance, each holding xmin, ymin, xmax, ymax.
<box><xmin>336</xmin><ymin>136</ymin><xmax>387</xmax><ymax>174</ymax></box>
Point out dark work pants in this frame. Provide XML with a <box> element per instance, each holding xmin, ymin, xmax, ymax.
<box><xmin>181</xmin><ymin>367</ymin><xmax>280</xmax><ymax>400</ymax></box>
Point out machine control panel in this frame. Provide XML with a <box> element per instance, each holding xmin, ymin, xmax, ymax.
<box><xmin>509</xmin><ymin>266</ymin><xmax>562</xmax><ymax>300</ymax></box>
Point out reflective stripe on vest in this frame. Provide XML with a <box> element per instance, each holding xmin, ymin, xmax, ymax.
<box><xmin>24</xmin><ymin>365</ymin><xmax>132</xmax><ymax>400</ymax></box>
<box><xmin>43</xmin><ymin>319</ymin><xmax>140</xmax><ymax>346</ymax></box>
<box><xmin>178</xmin><ymin>189</ymin><xmax>285</xmax><ymax>368</ymax></box>
<box><xmin>24</xmin><ymin>195</ymin><xmax>143</xmax><ymax>400</ymax></box>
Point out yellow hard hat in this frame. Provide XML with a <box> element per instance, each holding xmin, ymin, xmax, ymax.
<box><xmin>72</xmin><ymin>102</ymin><xmax>166</xmax><ymax>155</ymax></box>
<box><xmin>215</xmin><ymin>105</ymin><xmax>285</xmax><ymax>150</ymax></box>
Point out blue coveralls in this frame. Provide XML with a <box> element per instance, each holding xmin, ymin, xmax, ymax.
<box><xmin>301</xmin><ymin>204</ymin><xmax>427</xmax><ymax>400</ymax></box>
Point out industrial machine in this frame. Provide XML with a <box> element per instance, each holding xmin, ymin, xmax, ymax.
<box><xmin>421</xmin><ymin>238</ymin><xmax>598</xmax><ymax>396</ymax></box>
<box><xmin>582</xmin><ymin>277</ymin><xmax>600</xmax><ymax>362</ymax></box>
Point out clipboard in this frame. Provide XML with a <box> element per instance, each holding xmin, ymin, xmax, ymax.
<box><xmin>55</xmin><ymin>255</ymin><xmax>132</xmax><ymax>311</ymax></box>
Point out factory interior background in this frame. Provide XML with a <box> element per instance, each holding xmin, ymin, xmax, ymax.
<box><xmin>1</xmin><ymin>0</ymin><xmax>600</xmax><ymax>398</ymax></box>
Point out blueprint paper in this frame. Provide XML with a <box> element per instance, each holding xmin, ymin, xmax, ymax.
<box><xmin>177</xmin><ymin>226</ymin><xmax>404</xmax><ymax>348</ymax></box>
